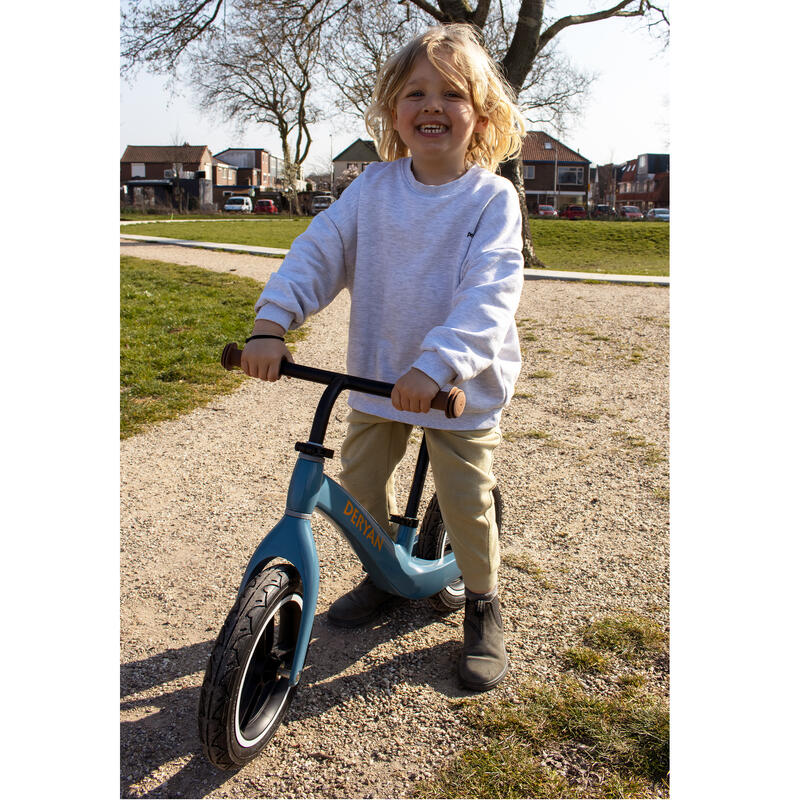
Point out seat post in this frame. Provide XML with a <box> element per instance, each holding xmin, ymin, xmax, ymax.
<box><xmin>404</xmin><ymin>433</ymin><xmax>430</xmax><ymax>520</ymax></box>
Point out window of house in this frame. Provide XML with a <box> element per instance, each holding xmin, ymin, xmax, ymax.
<box><xmin>523</xmin><ymin>165</ymin><xmax>535</xmax><ymax>179</ymax></box>
<box><xmin>557</xmin><ymin>166</ymin><xmax>584</xmax><ymax>185</ymax></box>
<box><xmin>131</xmin><ymin>162</ymin><xmax>145</xmax><ymax>177</ymax></box>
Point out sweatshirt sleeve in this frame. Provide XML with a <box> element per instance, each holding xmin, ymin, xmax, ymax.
<box><xmin>412</xmin><ymin>184</ymin><xmax>524</xmax><ymax>387</ymax></box>
<box><xmin>254</xmin><ymin>178</ymin><xmax>360</xmax><ymax>330</ymax></box>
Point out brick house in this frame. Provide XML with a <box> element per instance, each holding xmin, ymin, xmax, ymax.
<box><xmin>332</xmin><ymin>139</ymin><xmax>380</xmax><ymax>182</ymax></box>
<box><xmin>520</xmin><ymin>131</ymin><xmax>591</xmax><ymax>212</ymax></box>
<box><xmin>212</xmin><ymin>147</ymin><xmax>306</xmax><ymax>208</ymax></box>
<box><xmin>120</xmin><ymin>144</ymin><xmax>214</xmax><ymax>182</ymax></box>
<box><xmin>589</xmin><ymin>163</ymin><xmax>618</xmax><ymax>208</ymax></box>
<box><xmin>120</xmin><ymin>144</ymin><xmax>215</xmax><ymax>209</ymax></box>
<box><xmin>214</xmin><ymin>148</ymin><xmax>305</xmax><ymax>190</ymax></box>
<box><xmin>615</xmin><ymin>153</ymin><xmax>670</xmax><ymax>211</ymax></box>
<box><xmin>211</xmin><ymin>157</ymin><xmax>239</xmax><ymax>186</ymax></box>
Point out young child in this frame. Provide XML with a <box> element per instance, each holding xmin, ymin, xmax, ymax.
<box><xmin>241</xmin><ymin>24</ymin><xmax>526</xmax><ymax>691</ymax></box>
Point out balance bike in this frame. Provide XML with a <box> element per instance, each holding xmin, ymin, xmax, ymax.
<box><xmin>198</xmin><ymin>343</ymin><xmax>502</xmax><ymax>769</ymax></box>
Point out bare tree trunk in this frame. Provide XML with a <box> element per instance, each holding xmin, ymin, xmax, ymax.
<box><xmin>281</xmin><ymin>143</ymin><xmax>301</xmax><ymax>216</ymax></box>
<box><xmin>499</xmin><ymin>155</ymin><xmax>548</xmax><ymax>269</ymax></box>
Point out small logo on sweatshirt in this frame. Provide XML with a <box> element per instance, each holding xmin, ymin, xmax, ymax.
<box><xmin>466</xmin><ymin>231</ymin><xmax>474</xmax><ymax>238</ymax></box>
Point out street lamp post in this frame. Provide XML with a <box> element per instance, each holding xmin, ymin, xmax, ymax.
<box><xmin>553</xmin><ymin>146</ymin><xmax>558</xmax><ymax>211</ymax></box>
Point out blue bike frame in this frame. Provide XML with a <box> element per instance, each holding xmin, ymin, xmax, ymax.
<box><xmin>236</xmin><ymin>452</ymin><xmax>461</xmax><ymax>686</ymax></box>
<box><xmin>215</xmin><ymin>348</ymin><xmax>467</xmax><ymax>687</ymax></box>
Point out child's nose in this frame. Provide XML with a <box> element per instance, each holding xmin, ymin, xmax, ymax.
<box><xmin>423</xmin><ymin>97</ymin><xmax>443</xmax><ymax>113</ymax></box>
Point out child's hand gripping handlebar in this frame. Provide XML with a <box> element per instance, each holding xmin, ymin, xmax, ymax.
<box><xmin>221</xmin><ymin>342</ymin><xmax>466</xmax><ymax>419</ymax></box>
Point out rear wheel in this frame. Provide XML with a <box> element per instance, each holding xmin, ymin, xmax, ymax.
<box><xmin>198</xmin><ymin>564</ymin><xmax>304</xmax><ymax>770</ymax></box>
<box><xmin>416</xmin><ymin>486</ymin><xmax>503</xmax><ymax>612</ymax></box>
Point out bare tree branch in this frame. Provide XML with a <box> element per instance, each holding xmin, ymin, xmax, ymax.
<box><xmin>120</xmin><ymin>0</ymin><xmax>225</xmax><ymax>75</ymax></box>
<box><xmin>539</xmin><ymin>1</ymin><xmax>668</xmax><ymax>54</ymax></box>
<box><xmin>402</xmin><ymin>0</ymin><xmax>447</xmax><ymax>23</ymax></box>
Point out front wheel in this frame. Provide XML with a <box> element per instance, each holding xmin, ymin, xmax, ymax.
<box><xmin>416</xmin><ymin>486</ymin><xmax>503</xmax><ymax>612</ymax></box>
<box><xmin>198</xmin><ymin>564</ymin><xmax>304</xmax><ymax>770</ymax></box>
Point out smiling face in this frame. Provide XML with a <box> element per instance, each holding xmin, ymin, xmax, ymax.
<box><xmin>391</xmin><ymin>52</ymin><xmax>488</xmax><ymax>184</ymax></box>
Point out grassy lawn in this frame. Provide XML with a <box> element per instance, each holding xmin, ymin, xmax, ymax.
<box><xmin>121</xmin><ymin>218</ymin><xmax>669</xmax><ymax>276</ymax></box>
<box><xmin>121</xmin><ymin>211</ymin><xmax>232</xmax><ymax>221</ymax></box>
<box><xmin>530</xmin><ymin>220</ymin><xmax>669</xmax><ymax>276</ymax></box>
<box><xmin>120</xmin><ymin>255</ymin><xmax>306</xmax><ymax>438</ymax></box>
<box><xmin>120</xmin><ymin>219</ymin><xmax>310</xmax><ymax>250</ymax></box>
<box><xmin>120</xmin><ymin>210</ymin><xmax>299</xmax><ymax>221</ymax></box>
<box><xmin>418</xmin><ymin>612</ymin><xmax>669</xmax><ymax>799</ymax></box>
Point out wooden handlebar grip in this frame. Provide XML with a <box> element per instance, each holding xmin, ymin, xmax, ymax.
<box><xmin>221</xmin><ymin>342</ymin><xmax>242</xmax><ymax>370</ymax></box>
<box><xmin>431</xmin><ymin>387</ymin><xmax>466</xmax><ymax>419</ymax></box>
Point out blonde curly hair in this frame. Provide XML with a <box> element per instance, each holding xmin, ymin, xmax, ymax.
<box><xmin>365</xmin><ymin>24</ymin><xmax>526</xmax><ymax>173</ymax></box>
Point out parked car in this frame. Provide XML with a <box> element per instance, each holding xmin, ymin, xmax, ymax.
<box><xmin>560</xmin><ymin>204</ymin><xmax>587</xmax><ymax>220</ymax></box>
<box><xmin>311</xmin><ymin>194</ymin><xmax>334</xmax><ymax>215</ymax></box>
<box><xmin>534</xmin><ymin>204</ymin><xmax>558</xmax><ymax>218</ymax></box>
<box><xmin>618</xmin><ymin>205</ymin><xmax>643</xmax><ymax>220</ymax></box>
<box><xmin>645</xmin><ymin>207</ymin><xmax>670</xmax><ymax>222</ymax></box>
<box><xmin>591</xmin><ymin>204</ymin><xmax>616</xmax><ymax>219</ymax></box>
<box><xmin>224</xmin><ymin>196</ymin><xmax>253</xmax><ymax>213</ymax></box>
<box><xmin>254</xmin><ymin>198</ymin><xmax>278</xmax><ymax>214</ymax></box>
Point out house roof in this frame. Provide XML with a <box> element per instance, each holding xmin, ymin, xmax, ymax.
<box><xmin>213</xmin><ymin>147</ymin><xmax>266</xmax><ymax>156</ymax></box>
<box><xmin>212</xmin><ymin>156</ymin><xmax>237</xmax><ymax>167</ymax></box>
<box><xmin>333</xmin><ymin>138</ymin><xmax>379</xmax><ymax>163</ymax></box>
<box><xmin>521</xmin><ymin>131</ymin><xmax>589</xmax><ymax>164</ymax></box>
<box><xmin>121</xmin><ymin>145</ymin><xmax>212</xmax><ymax>163</ymax></box>
<box><xmin>619</xmin><ymin>159</ymin><xmax>637</xmax><ymax>181</ymax></box>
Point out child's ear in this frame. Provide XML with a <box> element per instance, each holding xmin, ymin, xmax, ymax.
<box><xmin>474</xmin><ymin>115</ymin><xmax>489</xmax><ymax>134</ymax></box>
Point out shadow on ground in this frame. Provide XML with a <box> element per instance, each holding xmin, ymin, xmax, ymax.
<box><xmin>120</xmin><ymin>600</ymin><xmax>470</xmax><ymax>797</ymax></box>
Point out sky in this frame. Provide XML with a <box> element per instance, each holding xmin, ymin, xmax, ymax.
<box><xmin>119</xmin><ymin>9</ymin><xmax>668</xmax><ymax>170</ymax></box>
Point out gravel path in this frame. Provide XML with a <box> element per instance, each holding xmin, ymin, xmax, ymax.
<box><xmin>120</xmin><ymin>240</ymin><xmax>669</xmax><ymax>798</ymax></box>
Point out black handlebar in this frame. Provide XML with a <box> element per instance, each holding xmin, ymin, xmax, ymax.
<box><xmin>221</xmin><ymin>342</ymin><xmax>465</xmax><ymax>419</ymax></box>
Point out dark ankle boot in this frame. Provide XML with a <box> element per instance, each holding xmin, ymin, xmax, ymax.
<box><xmin>327</xmin><ymin>575</ymin><xmax>407</xmax><ymax>628</ymax></box>
<box><xmin>459</xmin><ymin>592</ymin><xmax>509</xmax><ymax>690</ymax></box>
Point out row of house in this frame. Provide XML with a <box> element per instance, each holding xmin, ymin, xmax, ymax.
<box><xmin>326</xmin><ymin>134</ymin><xmax>669</xmax><ymax>212</ymax></box>
<box><xmin>120</xmin><ymin>134</ymin><xmax>669</xmax><ymax>213</ymax></box>
<box><xmin>120</xmin><ymin>144</ymin><xmax>307</xmax><ymax>211</ymax></box>
<box><xmin>589</xmin><ymin>153</ymin><xmax>670</xmax><ymax>211</ymax></box>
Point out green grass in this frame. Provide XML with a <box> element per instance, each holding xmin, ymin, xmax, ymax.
<box><xmin>418</xmin><ymin>678</ymin><xmax>669</xmax><ymax>798</ymax></box>
<box><xmin>611</xmin><ymin>431</ymin><xmax>666</xmax><ymax>466</ymax></box>
<box><xmin>563</xmin><ymin>646</ymin><xmax>609</xmax><ymax>673</ymax></box>
<box><xmin>121</xmin><ymin>211</ymin><xmax>234</xmax><ymax>220</ymax></box>
<box><xmin>583</xmin><ymin>613</ymin><xmax>667</xmax><ymax>663</ymax></box>
<box><xmin>529</xmin><ymin>220</ymin><xmax>669</xmax><ymax>276</ymax></box>
<box><xmin>120</xmin><ymin>218</ymin><xmax>311</xmax><ymax>250</ymax></box>
<box><xmin>503</xmin><ymin>429</ymin><xmax>551</xmax><ymax>442</ymax></box>
<box><xmin>120</xmin><ymin>218</ymin><xmax>668</xmax><ymax>276</ymax></box>
<box><xmin>419</xmin><ymin>611</ymin><xmax>669</xmax><ymax>798</ymax></box>
<box><xmin>120</xmin><ymin>255</ymin><xmax>307</xmax><ymax>438</ymax></box>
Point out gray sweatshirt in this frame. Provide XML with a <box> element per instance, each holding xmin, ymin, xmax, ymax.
<box><xmin>255</xmin><ymin>157</ymin><xmax>524</xmax><ymax>430</ymax></box>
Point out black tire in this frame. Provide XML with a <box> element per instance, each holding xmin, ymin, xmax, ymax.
<box><xmin>416</xmin><ymin>486</ymin><xmax>503</xmax><ymax>612</ymax></box>
<box><xmin>198</xmin><ymin>564</ymin><xmax>304</xmax><ymax>770</ymax></box>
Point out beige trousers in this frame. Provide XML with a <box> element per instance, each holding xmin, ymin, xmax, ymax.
<box><xmin>339</xmin><ymin>409</ymin><xmax>502</xmax><ymax>594</ymax></box>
